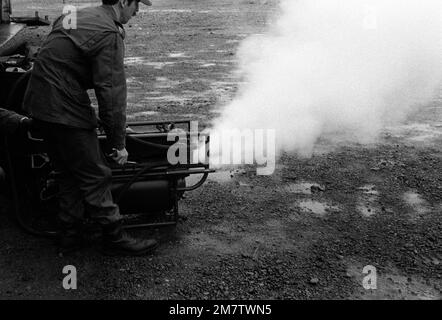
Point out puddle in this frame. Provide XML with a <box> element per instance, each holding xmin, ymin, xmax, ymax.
<box><xmin>357</xmin><ymin>185</ymin><xmax>379</xmax><ymax>195</ymax></box>
<box><xmin>124</xmin><ymin>57</ymin><xmax>176</xmax><ymax>69</ymax></box>
<box><xmin>144</xmin><ymin>95</ymin><xmax>187</xmax><ymax>102</ymax></box>
<box><xmin>403</xmin><ymin>191</ymin><xmax>430</xmax><ymax>215</ymax></box>
<box><xmin>144</xmin><ymin>91</ymin><xmax>163</xmax><ymax>95</ymax></box>
<box><xmin>357</xmin><ymin>204</ymin><xmax>377</xmax><ymax>217</ymax></box>
<box><xmin>146</xmin><ymin>62</ymin><xmax>177</xmax><ymax>69</ymax></box>
<box><xmin>403</xmin><ymin>191</ymin><xmax>426</xmax><ymax>206</ymax></box>
<box><xmin>125</xmin><ymin>57</ymin><xmax>146</xmax><ymax>64</ymax></box>
<box><xmin>356</xmin><ymin>185</ymin><xmax>380</xmax><ymax>217</ymax></box>
<box><xmin>298</xmin><ymin>200</ymin><xmax>337</xmax><ymax>216</ymax></box>
<box><xmin>284</xmin><ymin>182</ymin><xmax>324</xmax><ymax>195</ymax></box>
<box><xmin>168</xmin><ymin>52</ymin><xmax>190</xmax><ymax>58</ymax></box>
<box><xmin>154</xmin><ymin>77</ymin><xmax>191</xmax><ymax>89</ymax></box>
<box><xmin>126</xmin><ymin>77</ymin><xmax>142</xmax><ymax>84</ymax></box>
<box><xmin>201</xmin><ymin>63</ymin><xmax>217</xmax><ymax>68</ymax></box>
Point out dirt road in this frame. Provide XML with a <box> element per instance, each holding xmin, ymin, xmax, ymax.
<box><xmin>0</xmin><ymin>0</ymin><xmax>440</xmax><ymax>299</ymax></box>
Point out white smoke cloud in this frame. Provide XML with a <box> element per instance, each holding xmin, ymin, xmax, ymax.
<box><xmin>211</xmin><ymin>0</ymin><xmax>442</xmax><ymax>158</ymax></box>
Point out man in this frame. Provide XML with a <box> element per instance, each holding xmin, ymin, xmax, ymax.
<box><xmin>23</xmin><ymin>0</ymin><xmax>157</xmax><ymax>256</ymax></box>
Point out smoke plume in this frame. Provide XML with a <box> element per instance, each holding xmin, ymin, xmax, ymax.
<box><xmin>211</xmin><ymin>0</ymin><xmax>442</xmax><ymax>158</ymax></box>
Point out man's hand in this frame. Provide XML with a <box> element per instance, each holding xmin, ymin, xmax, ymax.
<box><xmin>19</xmin><ymin>117</ymin><xmax>33</xmax><ymax>130</ymax></box>
<box><xmin>110</xmin><ymin>148</ymin><xmax>129</xmax><ymax>165</ymax></box>
<box><xmin>16</xmin><ymin>117</ymin><xmax>34</xmax><ymax>135</ymax></box>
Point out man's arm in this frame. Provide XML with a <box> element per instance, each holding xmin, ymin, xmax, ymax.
<box><xmin>0</xmin><ymin>108</ymin><xmax>30</xmax><ymax>135</ymax></box>
<box><xmin>89</xmin><ymin>32</ymin><xmax>127</xmax><ymax>151</ymax></box>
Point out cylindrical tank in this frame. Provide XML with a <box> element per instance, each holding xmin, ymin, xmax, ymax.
<box><xmin>111</xmin><ymin>178</ymin><xmax>185</xmax><ymax>215</ymax></box>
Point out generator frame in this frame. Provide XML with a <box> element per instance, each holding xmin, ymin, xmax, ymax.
<box><xmin>1</xmin><ymin>118</ymin><xmax>214</xmax><ymax>238</ymax></box>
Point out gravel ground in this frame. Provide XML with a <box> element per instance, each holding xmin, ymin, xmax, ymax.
<box><xmin>0</xmin><ymin>0</ymin><xmax>440</xmax><ymax>300</ymax></box>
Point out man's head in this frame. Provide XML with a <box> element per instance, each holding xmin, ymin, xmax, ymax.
<box><xmin>102</xmin><ymin>0</ymin><xmax>152</xmax><ymax>24</ymax></box>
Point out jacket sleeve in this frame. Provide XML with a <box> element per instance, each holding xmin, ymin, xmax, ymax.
<box><xmin>0</xmin><ymin>108</ymin><xmax>25</xmax><ymax>135</ymax></box>
<box><xmin>89</xmin><ymin>32</ymin><xmax>127</xmax><ymax>150</ymax></box>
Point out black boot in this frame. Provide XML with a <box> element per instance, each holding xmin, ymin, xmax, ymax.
<box><xmin>57</xmin><ymin>221</ymin><xmax>87</xmax><ymax>254</ymax></box>
<box><xmin>101</xmin><ymin>222</ymin><xmax>158</xmax><ymax>256</ymax></box>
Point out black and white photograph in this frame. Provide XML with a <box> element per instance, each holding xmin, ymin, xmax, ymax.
<box><xmin>0</xmin><ymin>0</ymin><xmax>441</xmax><ymax>305</ymax></box>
